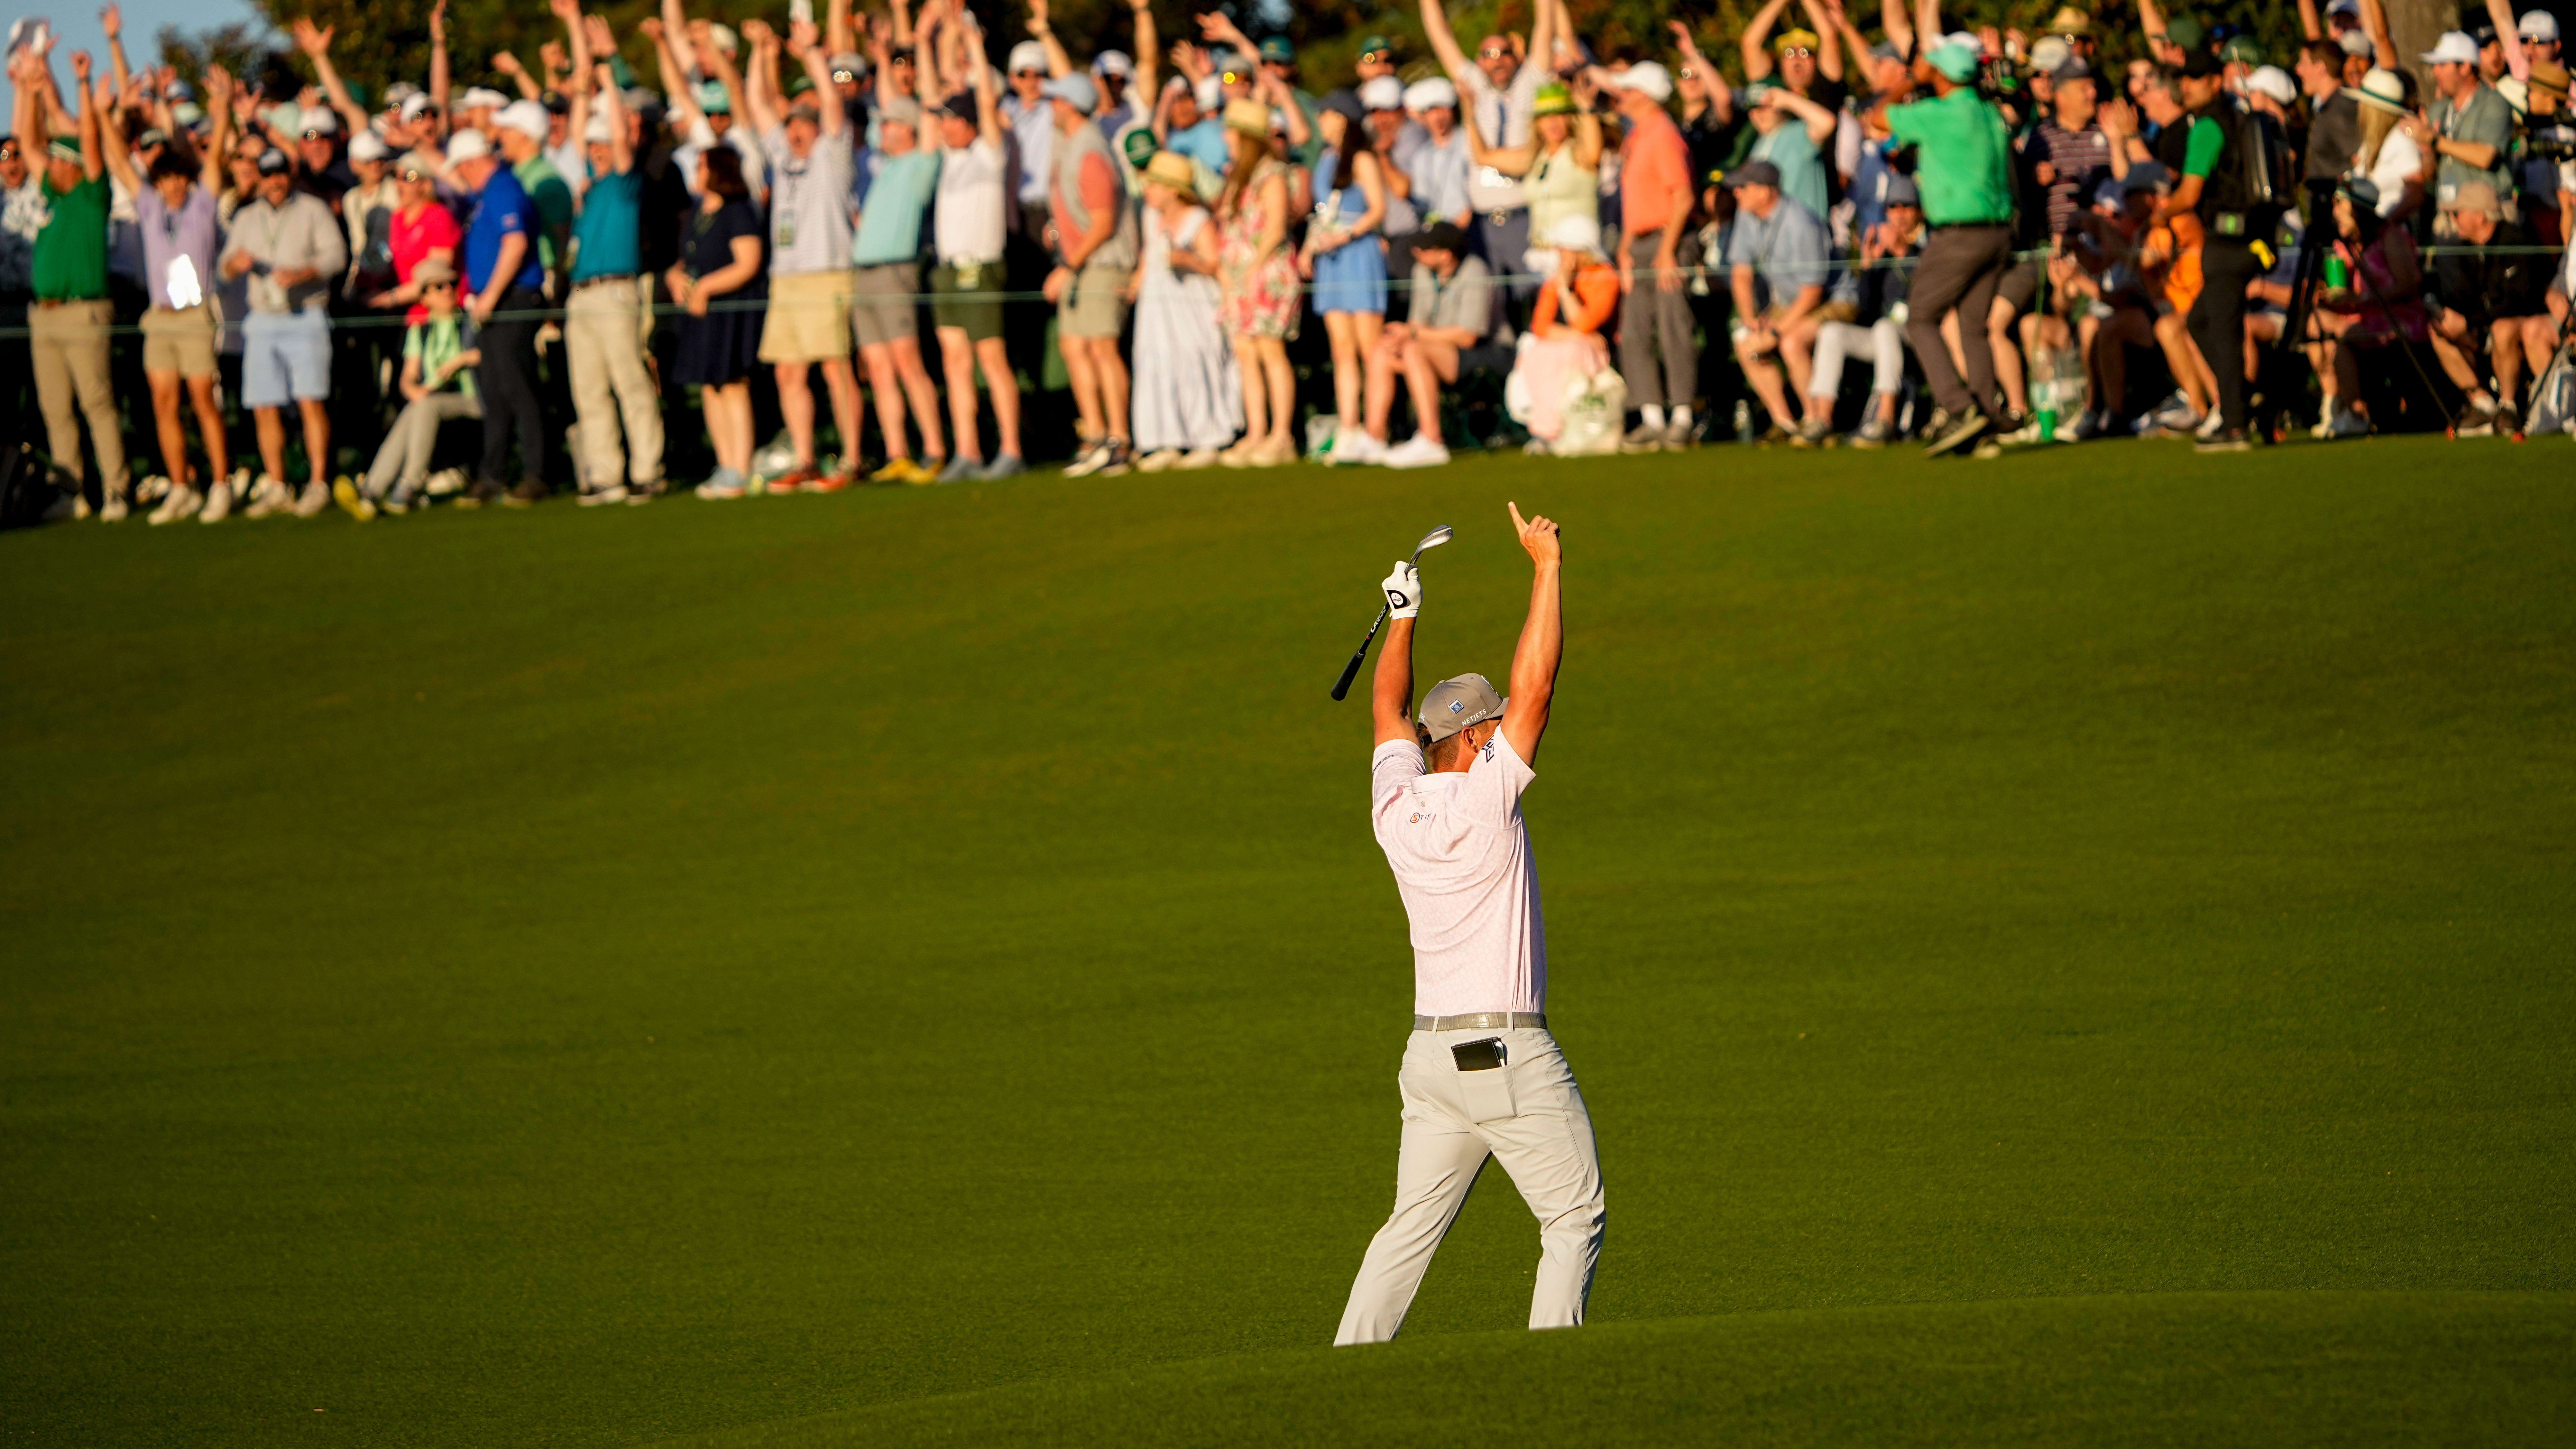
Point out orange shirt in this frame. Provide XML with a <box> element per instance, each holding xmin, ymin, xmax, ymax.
<box><xmin>1618</xmin><ymin>110</ymin><xmax>1693</xmax><ymax>238</ymax></box>
<box><xmin>1532</xmin><ymin>262</ymin><xmax>1620</xmax><ymax>337</ymax></box>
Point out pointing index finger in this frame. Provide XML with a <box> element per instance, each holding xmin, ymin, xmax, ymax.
<box><xmin>1508</xmin><ymin>500</ymin><xmax>1527</xmax><ymax>535</ymax></box>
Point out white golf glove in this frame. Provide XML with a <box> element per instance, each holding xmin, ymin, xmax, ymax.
<box><xmin>1383</xmin><ymin>561</ymin><xmax>1421</xmax><ymax>619</ymax></box>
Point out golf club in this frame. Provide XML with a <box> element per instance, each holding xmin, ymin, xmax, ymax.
<box><xmin>1330</xmin><ymin>525</ymin><xmax>1453</xmax><ymax>701</ymax></box>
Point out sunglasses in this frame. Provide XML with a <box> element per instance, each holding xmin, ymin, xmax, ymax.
<box><xmin>400</xmin><ymin>168</ymin><xmax>428</xmax><ymax>181</ymax></box>
<box><xmin>1360</xmin><ymin>50</ymin><xmax>1389</xmax><ymax>61</ymax></box>
<box><xmin>1478</xmin><ymin>48</ymin><xmax>1511</xmax><ymax>60</ymax></box>
<box><xmin>1781</xmin><ymin>46</ymin><xmax>1815</xmax><ymax>57</ymax></box>
<box><xmin>0</xmin><ymin>145</ymin><xmax>18</xmax><ymax>160</ymax></box>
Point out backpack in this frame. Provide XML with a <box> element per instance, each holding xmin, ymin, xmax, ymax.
<box><xmin>2200</xmin><ymin>102</ymin><xmax>2294</xmax><ymax>238</ymax></box>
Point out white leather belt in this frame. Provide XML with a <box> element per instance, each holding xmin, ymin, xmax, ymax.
<box><xmin>1414</xmin><ymin>1012</ymin><xmax>1546</xmax><ymax>1031</ymax></box>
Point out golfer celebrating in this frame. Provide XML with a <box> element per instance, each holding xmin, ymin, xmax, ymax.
<box><xmin>1335</xmin><ymin>502</ymin><xmax>1604</xmax><ymax>1345</ymax></box>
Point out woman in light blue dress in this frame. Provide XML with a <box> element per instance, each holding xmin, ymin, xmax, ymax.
<box><xmin>1300</xmin><ymin>105</ymin><xmax>1389</xmax><ymax>458</ymax></box>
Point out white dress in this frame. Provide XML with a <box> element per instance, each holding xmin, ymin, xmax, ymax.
<box><xmin>1131</xmin><ymin>206</ymin><xmax>1243</xmax><ymax>453</ymax></box>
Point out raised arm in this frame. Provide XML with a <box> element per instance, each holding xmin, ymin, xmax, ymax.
<box><xmin>93</xmin><ymin>69</ymin><xmax>138</xmax><ymax>194</ymax></box>
<box><xmin>661</xmin><ymin>0</ymin><xmax>700</xmax><ymax>78</ymax></box>
<box><xmin>966</xmin><ymin>14</ymin><xmax>1002</xmax><ymax>149</ymax></box>
<box><xmin>827</xmin><ymin>0</ymin><xmax>855</xmax><ymax>57</ymax></box>
<box><xmin>1742</xmin><ymin>0</ymin><xmax>1792</xmax><ymax>84</ymax></box>
<box><xmin>788</xmin><ymin>19</ymin><xmax>840</xmax><ymax>135</ymax></box>
<box><xmin>1420</xmin><ymin>0</ymin><xmax>1472</xmax><ymax>82</ymax></box>
<box><xmin>72</xmin><ymin>52</ymin><xmax>102</xmax><ymax>180</ymax></box>
<box><xmin>101</xmin><ymin>3</ymin><xmax>132</xmax><ymax>99</ymax></box>
<box><xmin>1031</xmin><ymin>0</ymin><xmax>1073</xmax><ymax>79</ymax></box>
<box><xmin>1499</xmin><ymin>502</ymin><xmax>1562</xmax><ymax>766</ymax></box>
<box><xmin>290</xmin><ymin>19</ymin><xmax>372</xmax><ymax>138</ymax></box>
<box><xmin>562</xmin><ymin>1</ymin><xmax>595</xmax><ymax>157</ymax></box>
<box><xmin>2137</xmin><ymin>0</ymin><xmax>2168</xmax><ymax>51</ymax></box>
<box><xmin>1671</xmin><ymin>22</ymin><xmax>1734</xmax><ymax>125</ymax></box>
<box><xmin>1460</xmin><ymin>93</ymin><xmax>1537</xmax><ymax>174</ymax></box>
<box><xmin>641</xmin><ymin>18</ymin><xmax>705</xmax><ymax>136</ymax></box>
<box><xmin>1772</xmin><ymin>85</ymin><xmax>1838</xmax><ymax>144</ymax></box>
<box><xmin>2359</xmin><ymin>0</ymin><xmax>2397</xmax><ymax>73</ymax></box>
<box><xmin>1130</xmin><ymin>0</ymin><xmax>1158</xmax><ymax>108</ymax></box>
<box><xmin>1801</xmin><ymin>0</ymin><xmax>1845</xmax><ymax>82</ymax></box>
<box><xmin>2487</xmin><ymin>0</ymin><xmax>2529</xmax><ymax>81</ymax></box>
<box><xmin>1528</xmin><ymin>0</ymin><xmax>1558</xmax><ymax>79</ymax></box>
<box><xmin>1371</xmin><ymin>560</ymin><xmax>1419</xmax><ymax>749</ymax></box>
<box><xmin>199</xmin><ymin>63</ymin><xmax>233</xmax><ymax>192</ymax></box>
<box><xmin>430</xmin><ymin>0</ymin><xmax>452</xmax><ymax>122</ymax></box>
<box><xmin>493</xmin><ymin>49</ymin><xmax>542</xmax><ymax>101</ymax></box>
<box><xmin>2297</xmin><ymin>0</ymin><xmax>2323</xmax><ymax>42</ymax></box>
<box><xmin>1882</xmin><ymin>0</ymin><xmax>1915</xmax><ymax>59</ymax></box>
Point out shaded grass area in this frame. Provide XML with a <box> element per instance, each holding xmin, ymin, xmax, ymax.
<box><xmin>2</xmin><ymin>438</ymin><xmax>2570</xmax><ymax>1445</ymax></box>
<box><xmin>656</xmin><ymin>1292</ymin><xmax>2576</xmax><ymax>1448</ymax></box>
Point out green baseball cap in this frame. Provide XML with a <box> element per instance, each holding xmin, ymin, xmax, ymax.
<box><xmin>2221</xmin><ymin>34</ymin><xmax>2263</xmax><ymax>64</ymax></box>
<box><xmin>1419</xmin><ymin>674</ymin><xmax>1507</xmax><ymax>744</ymax></box>
<box><xmin>1359</xmin><ymin>34</ymin><xmax>1394</xmax><ymax>56</ymax></box>
<box><xmin>1259</xmin><ymin>36</ymin><xmax>1295</xmax><ymax>64</ymax></box>
<box><xmin>2165</xmin><ymin>16</ymin><xmax>2206</xmax><ymax>50</ymax></box>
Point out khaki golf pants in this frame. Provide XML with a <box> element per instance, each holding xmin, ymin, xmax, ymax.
<box><xmin>1335</xmin><ymin>1027</ymin><xmax>1605</xmax><ymax>1344</ymax></box>
<box><xmin>30</xmin><ymin>300</ymin><xmax>129</xmax><ymax>494</ymax></box>
<box><xmin>565</xmin><ymin>278</ymin><xmax>664</xmax><ymax>488</ymax></box>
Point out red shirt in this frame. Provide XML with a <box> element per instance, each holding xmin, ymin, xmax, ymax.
<box><xmin>391</xmin><ymin>202</ymin><xmax>464</xmax><ymax>323</ymax></box>
<box><xmin>1618</xmin><ymin>109</ymin><xmax>1693</xmax><ymax>239</ymax></box>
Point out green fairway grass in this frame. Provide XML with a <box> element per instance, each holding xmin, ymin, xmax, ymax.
<box><xmin>4</xmin><ymin>437</ymin><xmax>2571</xmax><ymax>1446</ymax></box>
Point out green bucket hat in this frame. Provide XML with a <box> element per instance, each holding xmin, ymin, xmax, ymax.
<box><xmin>1533</xmin><ymin>82</ymin><xmax>1575</xmax><ymax>116</ymax></box>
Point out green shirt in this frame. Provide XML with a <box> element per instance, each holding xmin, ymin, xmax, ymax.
<box><xmin>514</xmin><ymin>155</ymin><xmax>576</xmax><ymax>273</ymax></box>
<box><xmin>33</xmin><ymin>173</ymin><xmax>109</xmax><ymax>301</ymax></box>
<box><xmin>404</xmin><ymin>315</ymin><xmax>478</xmax><ymax>399</ymax></box>
<box><xmin>2182</xmin><ymin>115</ymin><xmax>2225</xmax><ymax>178</ymax></box>
<box><xmin>1884</xmin><ymin>88</ymin><xmax>2015</xmax><ymax>227</ymax></box>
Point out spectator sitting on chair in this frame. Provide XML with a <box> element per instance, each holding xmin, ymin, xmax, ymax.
<box><xmin>1512</xmin><ymin>212</ymin><xmax>1620</xmax><ymax>454</ymax></box>
<box><xmin>362</xmin><ymin>256</ymin><xmax>481</xmax><ymax>512</ymax></box>
<box><xmin>1804</xmin><ymin>173</ymin><xmax>1923</xmax><ymax>448</ymax></box>
<box><xmin>1353</xmin><ymin>220</ymin><xmax>1503</xmax><ymax>469</ymax></box>
<box><xmin>1722</xmin><ymin>160</ymin><xmax>1830</xmax><ymax>444</ymax></box>
<box><xmin>2427</xmin><ymin>180</ymin><xmax>2554</xmax><ymax>434</ymax></box>
<box><xmin>2306</xmin><ymin>176</ymin><xmax>2428</xmax><ymax>440</ymax></box>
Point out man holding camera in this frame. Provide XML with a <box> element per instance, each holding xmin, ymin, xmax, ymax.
<box><xmin>1335</xmin><ymin>503</ymin><xmax>1604</xmax><ymax>1347</ymax></box>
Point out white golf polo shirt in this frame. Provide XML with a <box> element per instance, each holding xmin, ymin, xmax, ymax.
<box><xmin>1370</xmin><ymin>733</ymin><xmax>1547</xmax><ymax>1017</ymax></box>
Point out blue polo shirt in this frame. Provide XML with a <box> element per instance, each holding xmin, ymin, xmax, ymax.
<box><xmin>463</xmin><ymin>165</ymin><xmax>544</xmax><ymax>294</ymax></box>
<box><xmin>570</xmin><ymin>168</ymin><xmax>644</xmax><ymax>281</ymax></box>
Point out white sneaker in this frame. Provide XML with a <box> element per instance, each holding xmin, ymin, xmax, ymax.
<box><xmin>98</xmin><ymin>489</ymin><xmax>130</xmax><ymax>522</ymax></box>
<box><xmin>1330</xmin><ymin>429</ymin><xmax>1387</xmax><ymax>466</ymax></box>
<box><xmin>293</xmin><ymin>479</ymin><xmax>331</xmax><ymax>518</ymax></box>
<box><xmin>200</xmin><ymin>476</ymin><xmax>235</xmax><ymax>523</ymax></box>
<box><xmin>134</xmin><ymin>474</ymin><xmax>172</xmax><ymax>505</ymax></box>
<box><xmin>424</xmin><ymin>467</ymin><xmax>468</xmax><ymax>497</ymax></box>
<box><xmin>1134</xmin><ymin>448</ymin><xmax>1182</xmax><ymax>473</ymax></box>
<box><xmin>149</xmin><ymin>486</ymin><xmax>203</xmax><ymax>525</ymax></box>
<box><xmin>2194</xmin><ymin>407</ymin><xmax>2227</xmax><ymax>440</ymax></box>
<box><xmin>243</xmin><ymin>475</ymin><xmax>290</xmax><ymax>518</ymax></box>
<box><xmin>1383</xmin><ymin>434</ymin><xmax>1453</xmax><ymax>470</ymax></box>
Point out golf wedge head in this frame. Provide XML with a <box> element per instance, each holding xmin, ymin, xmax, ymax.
<box><xmin>1413</xmin><ymin>525</ymin><xmax>1455</xmax><ymax>558</ymax></box>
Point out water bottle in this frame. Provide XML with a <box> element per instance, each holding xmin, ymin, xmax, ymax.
<box><xmin>1734</xmin><ymin>399</ymin><xmax>1753</xmax><ymax>444</ymax></box>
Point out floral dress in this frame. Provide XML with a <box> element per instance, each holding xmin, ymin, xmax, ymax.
<box><xmin>1220</xmin><ymin>158</ymin><xmax>1302</xmax><ymax>341</ymax></box>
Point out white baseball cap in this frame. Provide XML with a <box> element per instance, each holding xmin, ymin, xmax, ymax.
<box><xmin>1094</xmin><ymin>49</ymin><xmax>1133</xmax><ymax>77</ymax></box>
<box><xmin>2246</xmin><ymin>65</ymin><xmax>2297</xmax><ymax>104</ymax></box>
<box><xmin>2337</xmin><ymin>28</ymin><xmax>2375</xmax><ymax>57</ymax></box>
<box><xmin>401</xmin><ymin>93</ymin><xmax>437</xmax><ymax>122</ymax></box>
<box><xmin>1402</xmin><ymin>76</ymin><xmax>1458</xmax><ymax>112</ymax></box>
<box><xmin>1359</xmin><ymin>75</ymin><xmax>1404</xmax><ymax>111</ymax></box>
<box><xmin>498</xmin><ymin>99</ymin><xmax>551</xmax><ymax>140</ymax></box>
<box><xmin>1007</xmin><ymin>40</ymin><xmax>1049</xmax><ymax>75</ymax></box>
<box><xmin>459</xmin><ymin>87</ymin><xmax>510</xmax><ymax>112</ymax></box>
<box><xmin>299</xmin><ymin>108</ymin><xmax>340</xmax><ymax>136</ymax></box>
<box><xmin>583</xmin><ymin>114</ymin><xmax>613</xmax><ymax>144</ymax></box>
<box><xmin>1611</xmin><ymin>60</ymin><xmax>1674</xmax><ymax>103</ymax></box>
<box><xmin>347</xmin><ymin>130</ymin><xmax>390</xmax><ymax>161</ymax></box>
<box><xmin>2422</xmin><ymin>31</ymin><xmax>2481</xmax><ymax>65</ymax></box>
<box><xmin>2522</xmin><ymin>11</ymin><xmax>2561</xmax><ymax>42</ymax></box>
<box><xmin>2325</xmin><ymin>0</ymin><xmax>2360</xmax><ymax>15</ymax></box>
<box><xmin>445</xmin><ymin>128</ymin><xmax>493</xmax><ymax>162</ymax></box>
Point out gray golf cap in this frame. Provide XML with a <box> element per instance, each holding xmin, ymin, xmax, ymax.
<box><xmin>1419</xmin><ymin>673</ymin><xmax>1508</xmax><ymax>744</ymax></box>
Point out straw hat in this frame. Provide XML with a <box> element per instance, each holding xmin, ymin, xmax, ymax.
<box><xmin>2343</xmin><ymin>67</ymin><xmax>2408</xmax><ymax>116</ymax></box>
<box><xmin>1142</xmin><ymin>150</ymin><xmax>1195</xmax><ymax>190</ymax></box>
<box><xmin>1222</xmin><ymin>97</ymin><xmax>1271</xmax><ymax>136</ymax></box>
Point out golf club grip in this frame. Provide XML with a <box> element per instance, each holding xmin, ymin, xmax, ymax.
<box><xmin>1330</xmin><ymin>605</ymin><xmax>1393</xmax><ymax>701</ymax></box>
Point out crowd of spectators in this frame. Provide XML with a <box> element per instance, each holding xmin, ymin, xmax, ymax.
<box><xmin>4</xmin><ymin>0</ymin><xmax>2573</xmax><ymax>525</ymax></box>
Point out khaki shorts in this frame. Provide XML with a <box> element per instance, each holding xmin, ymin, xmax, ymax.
<box><xmin>142</xmin><ymin>304</ymin><xmax>219</xmax><ymax>378</ymax></box>
<box><xmin>1057</xmin><ymin>262</ymin><xmax>1132</xmax><ymax>339</ymax></box>
<box><xmin>930</xmin><ymin>260</ymin><xmax>1005</xmax><ymax>343</ymax></box>
<box><xmin>758</xmin><ymin>268</ymin><xmax>853</xmax><ymax>363</ymax></box>
<box><xmin>850</xmin><ymin>261</ymin><xmax>921</xmax><ymax>349</ymax></box>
